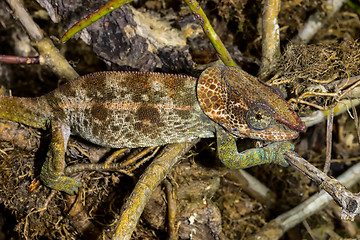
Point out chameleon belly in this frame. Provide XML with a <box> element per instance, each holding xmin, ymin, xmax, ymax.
<box><xmin>45</xmin><ymin>71</ymin><xmax>215</xmax><ymax>148</ymax></box>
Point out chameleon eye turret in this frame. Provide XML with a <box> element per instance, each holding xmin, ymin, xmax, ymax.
<box><xmin>245</xmin><ymin>105</ymin><xmax>273</xmax><ymax>131</ymax></box>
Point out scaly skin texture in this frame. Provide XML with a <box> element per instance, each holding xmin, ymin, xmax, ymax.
<box><xmin>0</xmin><ymin>66</ymin><xmax>305</xmax><ymax>195</ymax></box>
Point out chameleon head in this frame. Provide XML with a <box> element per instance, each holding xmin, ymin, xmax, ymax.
<box><xmin>197</xmin><ymin>66</ymin><xmax>306</xmax><ymax>141</ymax></box>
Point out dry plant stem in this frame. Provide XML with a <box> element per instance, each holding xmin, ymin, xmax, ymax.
<box><xmin>249</xmin><ymin>161</ymin><xmax>360</xmax><ymax>240</ymax></box>
<box><xmin>330</xmin><ymin>202</ymin><xmax>359</xmax><ymax>237</ymax></box>
<box><xmin>126</xmin><ymin>147</ymin><xmax>161</xmax><ymax>172</ymax></box>
<box><xmin>260</xmin><ymin>0</ymin><xmax>280</xmax><ymax>76</ymax></box>
<box><xmin>302</xmin><ymin>91</ymin><xmax>360</xmax><ymax>128</ymax></box>
<box><xmin>6</xmin><ymin>0</ymin><xmax>43</xmax><ymax>41</ymax></box>
<box><xmin>105</xmin><ymin>148</ymin><xmax>131</xmax><ymax>164</ymax></box>
<box><xmin>295</xmin><ymin>0</ymin><xmax>347</xmax><ymax>43</ymax></box>
<box><xmin>0</xmin><ymin>55</ymin><xmax>40</xmax><ymax>64</ymax></box>
<box><xmin>293</xmin><ymin>99</ymin><xmax>324</xmax><ymax>110</ymax></box>
<box><xmin>61</xmin><ymin>0</ymin><xmax>134</xmax><ymax>42</ymax></box>
<box><xmin>164</xmin><ymin>179</ymin><xmax>178</xmax><ymax>240</ymax></box>
<box><xmin>64</xmin><ymin>162</ymin><xmax>133</xmax><ymax>176</ymax></box>
<box><xmin>35</xmin><ymin>39</ymin><xmax>79</xmax><ymax>80</ymax></box>
<box><xmin>184</xmin><ymin>0</ymin><xmax>237</xmax><ymax>67</ymax></box>
<box><xmin>39</xmin><ymin>191</ymin><xmax>56</xmax><ymax>217</ymax></box>
<box><xmin>302</xmin><ymin>220</ymin><xmax>316</xmax><ymax>240</ymax></box>
<box><xmin>299</xmin><ymin>91</ymin><xmax>336</xmax><ymax>98</ymax></box>
<box><xmin>112</xmin><ymin>139</ymin><xmax>199</xmax><ymax>240</ymax></box>
<box><xmin>64</xmin><ymin>146</ymin><xmax>158</xmax><ymax>175</ymax></box>
<box><xmin>327</xmin><ymin>75</ymin><xmax>360</xmax><ymax>90</ymax></box>
<box><xmin>284</xmin><ymin>151</ymin><xmax>360</xmax><ymax>221</ymax></box>
<box><xmin>352</xmin><ymin>101</ymin><xmax>360</xmax><ymax>144</ymax></box>
<box><xmin>119</xmin><ymin>147</ymin><xmax>157</xmax><ymax>167</ymax></box>
<box><xmin>336</xmin><ymin>77</ymin><xmax>360</xmax><ymax>101</ymax></box>
<box><xmin>324</xmin><ymin>107</ymin><xmax>334</xmax><ymax>174</ymax></box>
<box><xmin>6</xmin><ymin>0</ymin><xmax>78</xmax><ymax>80</ymax></box>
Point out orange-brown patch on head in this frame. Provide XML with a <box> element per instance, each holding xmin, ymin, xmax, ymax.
<box><xmin>197</xmin><ymin>66</ymin><xmax>230</xmax><ymax>128</ymax></box>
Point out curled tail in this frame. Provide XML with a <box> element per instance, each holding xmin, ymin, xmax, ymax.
<box><xmin>0</xmin><ymin>95</ymin><xmax>51</xmax><ymax>129</ymax></box>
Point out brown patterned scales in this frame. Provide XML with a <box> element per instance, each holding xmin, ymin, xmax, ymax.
<box><xmin>0</xmin><ymin>66</ymin><xmax>305</xmax><ymax>194</ymax></box>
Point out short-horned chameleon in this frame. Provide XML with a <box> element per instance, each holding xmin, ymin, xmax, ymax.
<box><xmin>0</xmin><ymin>66</ymin><xmax>305</xmax><ymax>195</ymax></box>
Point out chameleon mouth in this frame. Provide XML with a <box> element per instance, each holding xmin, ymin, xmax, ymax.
<box><xmin>247</xmin><ymin>129</ymin><xmax>299</xmax><ymax>141</ymax></box>
<box><xmin>274</xmin><ymin>113</ymin><xmax>306</xmax><ymax>133</ymax></box>
<box><xmin>232</xmin><ymin>120</ymin><xmax>300</xmax><ymax>141</ymax></box>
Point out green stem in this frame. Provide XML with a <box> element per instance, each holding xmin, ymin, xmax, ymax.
<box><xmin>184</xmin><ymin>0</ymin><xmax>238</xmax><ymax>67</ymax></box>
<box><xmin>61</xmin><ymin>0</ymin><xmax>134</xmax><ymax>42</ymax></box>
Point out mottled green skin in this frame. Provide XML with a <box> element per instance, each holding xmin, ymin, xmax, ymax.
<box><xmin>0</xmin><ymin>66</ymin><xmax>305</xmax><ymax>195</ymax></box>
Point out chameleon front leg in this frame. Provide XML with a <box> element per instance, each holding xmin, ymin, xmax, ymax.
<box><xmin>40</xmin><ymin>118</ymin><xmax>82</xmax><ymax>195</ymax></box>
<box><xmin>216</xmin><ymin>126</ymin><xmax>293</xmax><ymax>169</ymax></box>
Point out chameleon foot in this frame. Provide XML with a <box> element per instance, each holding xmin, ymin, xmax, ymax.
<box><xmin>216</xmin><ymin>126</ymin><xmax>293</xmax><ymax>169</ymax></box>
<box><xmin>265</xmin><ymin>141</ymin><xmax>294</xmax><ymax>167</ymax></box>
<box><xmin>40</xmin><ymin>174</ymin><xmax>82</xmax><ymax>195</ymax></box>
<box><xmin>39</xmin><ymin>118</ymin><xmax>82</xmax><ymax>195</ymax></box>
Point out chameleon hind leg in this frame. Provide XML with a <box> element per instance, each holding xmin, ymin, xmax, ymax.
<box><xmin>40</xmin><ymin>118</ymin><xmax>82</xmax><ymax>195</ymax></box>
<box><xmin>216</xmin><ymin>126</ymin><xmax>293</xmax><ymax>169</ymax></box>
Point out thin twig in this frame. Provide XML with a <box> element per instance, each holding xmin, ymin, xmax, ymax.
<box><xmin>259</xmin><ymin>0</ymin><xmax>281</xmax><ymax>76</ymax></box>
<box><xmin>6</xmin><ymin>0</ymin><xmax>78</xmax><ymax>80</ymax></box>
<box><xmin>326</xmin><ymin>75</ymin><xmax>360</xmax><ymax>90</ymax></box>
<box><xmin>119</xmin><ymin>147</ymin><xmax>157</xmax><ymax>168</ymax></box>
<box><xmin>248</xmin><ymin>161</ymin><xmax>360</xmax><ymax>240</ymax></box>
<box><xmin>336</xmin><ymin>77</ymin><xmax>360</xmax><ymax>101</ymax></box>
<box><xmin>6</xmin><ymin>0</ymin><xmax>43</xmax><ymax>41</ymax></box>
<box><xmin>351</xmin><ymin>100</ymin><xmax>360</xmax><ymax>144</ymax></box>
<box><xmin>324</xmin><ymin>107</ymin><xmax>334</xmax><ymax>174</ymax></box>
<box><xmin>105</xmin><ymin>149</ymin><xmax>130</xmax><ymax>164</ymax></box>
<box><xmin>294</xmin><ymin>0</ymin><xmax>348</xmax><ymax>43</ymax></box>
<box><xmin>0</xmin><ymin>55</ymin><xmax>40</xmax><ymax>64</ymax></box>
<box><xmin>164</xmin><ymin>179</ymin><xmax>178</xmax><ymax>240</ymax></box>
<box><xmin>288</xmin><ymin>98</ymin><xmax>324</xmax><ymax>110</ymax></box>
<box><xmin>302</xmin><ymin>220</ymin><xmax>316</xmax><ymax>240</ymax></box>
<box><xmin>126</xmin><ymin>147</ymin><xmax>160</xmax><ymax>172</ymax></box>
<box><xmin>284</xmin><ymin>151</ymin><xmax>360</xmax><ymax>221</ymax></box>
<box><xmin>64</xmin><ymin>162</ymin><xmax>133</xmax><ymax>176</ymax></box>
<box><xmin>302</xmin><ymin>94</ymin><xmax>360</xmax><ymax>128</ymax></box>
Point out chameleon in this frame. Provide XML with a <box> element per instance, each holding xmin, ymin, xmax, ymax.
<box><xmin>0</xmin><ymin>65</ymin><xmax>306</xmax><ymax>195</ymax></box>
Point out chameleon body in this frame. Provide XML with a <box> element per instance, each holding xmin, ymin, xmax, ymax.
<box><xmin>0</xmin><ymin>66</ymin><xmax>305</xmax><ymax>195</ymax></box>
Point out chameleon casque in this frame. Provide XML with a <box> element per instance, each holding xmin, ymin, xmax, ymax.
<box><xmin>0</xmin><ymin>65</ymin><xmax>305</xmax><ymax>195</ymax></box>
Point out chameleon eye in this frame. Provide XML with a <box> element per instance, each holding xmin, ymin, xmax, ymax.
<box><xmin>245</xmin><ymin>105</ymin><xmax>274</xmax><ymax>130</ymax></box>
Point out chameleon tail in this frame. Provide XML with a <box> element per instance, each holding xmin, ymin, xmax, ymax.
<box><xmin>0</xmin><ymin>95</ymin><xmax>50</xmax><ymax>129</ymax></box>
